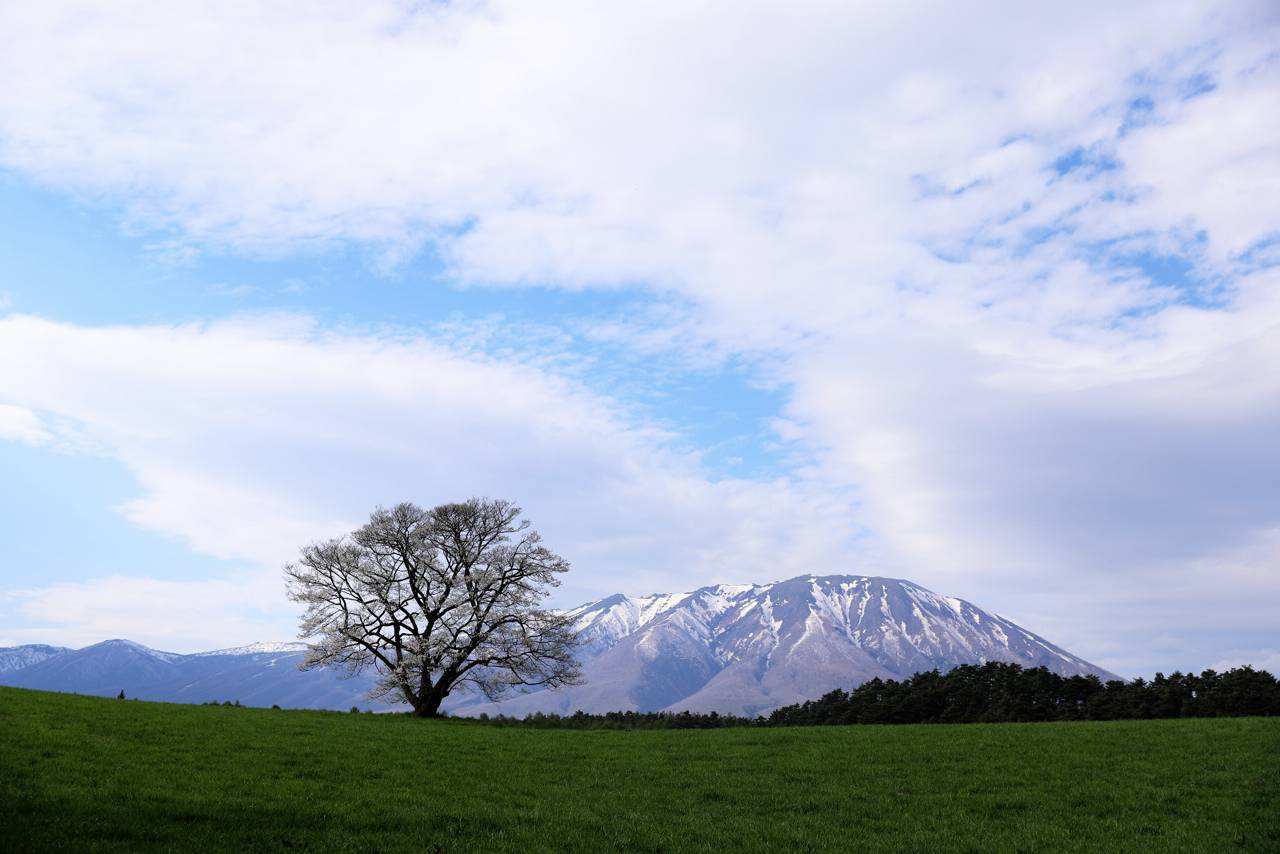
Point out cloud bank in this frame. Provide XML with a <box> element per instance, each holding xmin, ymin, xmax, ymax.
<box><xmin>0</xmin><ymin>1</ymin><xmax>1277</xmax><ymax>671</ymax></box>
<box><xmin>0</xmin><ymin>313</ymin><xmax>858</xmax><ymax>649</ymax></box>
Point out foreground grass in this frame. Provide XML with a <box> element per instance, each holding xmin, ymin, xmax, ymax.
<box><xmin>1</xmin><ymin>688</ymin><xmax>1276</xmax><ymax>852</ymax></box>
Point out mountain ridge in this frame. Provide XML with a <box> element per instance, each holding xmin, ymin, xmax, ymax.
<box><xmin>0</xmin><ymin>573</ymin><xmax>1117</xmax><ymax>715</ymax></box>
<box><xmin>458</xmin><ymin>573</ymin><xmax>1116</xmax><ymax>717</ymax></box>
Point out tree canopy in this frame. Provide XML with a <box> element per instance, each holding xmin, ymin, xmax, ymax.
<box><xmin>286</xmin><ymin>498</ymin><xmax>581</xmax><ymax>717</ymax></box>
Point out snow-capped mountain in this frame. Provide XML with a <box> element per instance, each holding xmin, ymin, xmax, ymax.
<box><xmin>0</xmin><ymin>574</ymin><xmax>1115</xmax><ymax>716</ymax></box>
<box><xmin>190</xmin><ymin>642</ymin><xmax>310</xmax><ymax>657</ymax></box>
<box><xmin>461</xmin><ymin>574</ymin><xmax>1117</xmax><ymax>717</ymax></box>
<box><xmin>0</xmin><ymin>644</ymin><xmax>70</xmax><ymax>674</ymax></box>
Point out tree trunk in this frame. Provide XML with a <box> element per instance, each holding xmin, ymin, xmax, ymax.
<box><xmin>413</xmin><ymin>690</ymin><xmax>447</xmax><ymax>718</ymax></box>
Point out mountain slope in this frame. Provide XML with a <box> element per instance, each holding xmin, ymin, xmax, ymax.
<box><xmin>0</xmin><ymin>644</ymin><xmax>71</xmax><ymax>674</ymax></box>
<box><xmin>0</xmin><ymin>640</ymin><xmax>391</xmax><ymax>710</ymax></box>
<box><xmin>5</xmin><ymin>639</ymin><xmax>186</xmax><ymax>697</ymax></box>
<box><xmin>461</xmin><ymin>574</ymin><xmax>1117</xmax><ymax>717</ymax></box>
<box><xmin>0</xmin><ymin>574</ymin><xmax>1115</xmax><ymax>716</ymax></box>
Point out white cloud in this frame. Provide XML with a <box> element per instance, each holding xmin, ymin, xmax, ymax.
<box><xmin>1210</xmin><ymin>649</ymin><xmax>1280</xmax><ymax>675</ymax></box>
<box><xmin>0</xmin><ymin>2</ymin><xmax>1260</xmax><ymax>266</ymax></box>
<box><xmin>0</xmin><ymin>314</ymin><xmax>859</xmax><ymax>619</ymax></box>
<box><xmin>0</xmin><ymin>403</ymin><xmax>50</xmax><ymax>445</ymax></box>
<box><xmin>208</xmin><ymin>282</ymin><xmax>259</xmax><ymax>299</ymax></box>
<box><xmin>1110</xmin><ymin>30</ymin><xmax>1280</xmax><ymax>264</ymax></box>
<box><xmin>0</xmin><ymin>2</ymin><xmax>1277</xmax><ymax>670</ymax></box>
<box><xmin>0</xmin><ymin>571</ymin><xmax>292</xmax><ymax>652</ymax></box>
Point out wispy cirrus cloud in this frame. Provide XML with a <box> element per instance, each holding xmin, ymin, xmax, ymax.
<box><xmin>0</xmin><ymin>403</ymin><xmax>50</xmax><ymax>446</ymax></box>
<box><xmin>0</xmin><ymin>571</ymin><xmax>291</xmax><ymax>652</ymax></box>
<box><xmin>0</xmin><ymin>313</ymin><xmax>859</xmax><ymax>618</ymax></box>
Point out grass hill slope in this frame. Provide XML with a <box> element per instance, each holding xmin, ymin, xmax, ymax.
<box><xmin>1</xmin><ymin>687</ymin><xmax>1276</xmax><ymax>852</ymax></box>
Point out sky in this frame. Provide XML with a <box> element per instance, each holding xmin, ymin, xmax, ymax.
<box><xmin>0</xmin><ymin>1</ymin><xmax>1277</xmax><ymax>677</ymax></box>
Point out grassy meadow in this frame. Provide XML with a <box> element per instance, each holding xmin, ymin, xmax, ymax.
<box><xmin>1</xmin><ymin>687</ymin><xmax>1276</xmax><ymax>852</ymax></box>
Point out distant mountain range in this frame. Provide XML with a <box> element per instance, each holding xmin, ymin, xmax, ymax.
<box><xmin>0</xmin><ymin>643</ymin><xmax>72</xmax><ymax>674</ymax></box>
<box><xmin>456</xmin><ymin>574</ymin><xmax>1117</xmax><ymax>717</ymax></box>
<box><xmin>0</xmin><ymin>574</ymin><xmax>1118</xmax><ymax>716</ymax></box>
<box><xmin>0</xmin><ymin>638</ymin><xmax>382</xmax><ymax>710</ymax></box>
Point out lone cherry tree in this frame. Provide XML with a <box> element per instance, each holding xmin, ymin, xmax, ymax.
<box><xmin>285</xmin><ymin>498</ymin><xmax>581</xmax><ymax>717</ymax></box>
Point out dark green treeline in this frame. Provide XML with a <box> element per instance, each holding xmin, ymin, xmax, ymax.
<box><xmin>476</xmin><ymin>663</ymin><xmax>1280</xmax><ymax>730</ymax></box>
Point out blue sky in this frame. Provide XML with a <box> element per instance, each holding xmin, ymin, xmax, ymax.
<box><xmin>0</xmin><ymin>1</ymin><xmax>1277</xmax><ymax>677</ymax></box>
<box><xmin>0</xmin><ymin>175</ymin><xmax>787</xmax><ymax>480</ymax></box>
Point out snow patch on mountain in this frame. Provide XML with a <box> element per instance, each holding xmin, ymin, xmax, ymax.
<box><xmin>0</xmin><ymin>644</ymin><xmax>70</xmax><ymax>674</ymax></box>
<box><xmin>2</xmin><ymin>575</ymin><xmax>1115</xmax><ymax>718</ymax></box>
<box><xmin>192</xmin><ymin>642</ymin><xmax>309</xmax><ymax>657</ymax></box>
<box><xmin>93</xmin><ymin>638</ymin><xmax>185</xmax><ymax>663</ymax></box>
<box><xmin>459</xmin><ymin>573</ymin><xmax>1117</xmax><ymax>717</ymax></box>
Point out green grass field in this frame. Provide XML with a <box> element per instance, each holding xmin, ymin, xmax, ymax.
<box><xmin>1</xmin><ymin>688</ymin><xmax>1276</xmax><ymax>852</ymax></box>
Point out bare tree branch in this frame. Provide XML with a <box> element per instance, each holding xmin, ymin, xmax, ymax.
<box><xmin>285</xmin><ymin>498</ymin><xmax>582</xmax><ymax>717</ymax></box>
